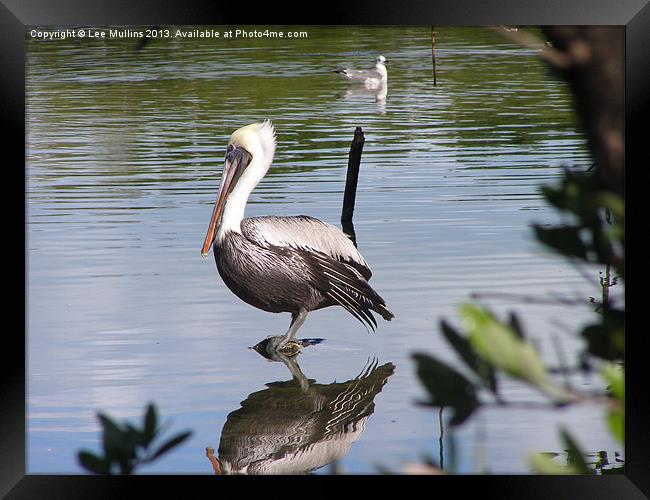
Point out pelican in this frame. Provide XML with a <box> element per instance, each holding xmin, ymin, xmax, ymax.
<box><xmin>201</xmin><ymin>121</ymin><xmax>394</xmax><ymax>353</ymax></box>
<box><xmin>209</xmin><ymin>358</ymin><xmax>395</xmax><ymax>475</ymax></box>
<box><xmin>335</xmin><ymin>55</ymin><xmax>388</xmax><ymax>89</ymax></box>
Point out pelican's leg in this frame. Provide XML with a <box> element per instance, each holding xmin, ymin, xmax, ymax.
<box><xmin>286</xmin><ymin>309</ymin><xmax>308</xmax><ymax>341</ymax></box>
<box><xmin>280</xmin><ymin>355</ymin><xmax>310</xmax><ymax>393</ymax></box>
<box><xmin>276</xmin><ymin>309</ymin><xmax>308</xmax><ymax>354</ymax></box>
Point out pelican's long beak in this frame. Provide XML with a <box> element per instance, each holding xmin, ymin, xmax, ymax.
<box><xmin>201</xmin><ymin>146</ymin><xmax>252</xmax><ymax>257</ymax></box>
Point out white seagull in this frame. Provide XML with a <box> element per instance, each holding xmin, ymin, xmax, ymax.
<box><xmin>335</xmin><ymin>55</ymin><xmax>388</xmax><ymax>89</ymax></box>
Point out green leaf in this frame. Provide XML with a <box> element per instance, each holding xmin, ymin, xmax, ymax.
<box><xmin>123</xmin><ymin>424</ymin><xmax>142</xmax><ymax>455</ymax></box>
<box><xmin>459</xmin><ymin>304</ymin><xmax>576</xmax><ymax>402</ymax></box>
<box><xmin>601</xmin><ymin>363</ymin><xmax>624</xmax><ymax>399</ymax></box>
<box><xmin>412</xmin><ymin>353</ymin><xmax>480</xmax><ymax>426</ymax></box>
<box><xmin>533</xmin><ymin>225</ymin><xmax>588</xmax><ymax>260</ymax></box>
<box><xmin>528</xmin><ymin>452</ymin><xmax>580</xmax><ymax>475</ymax></box>
<box><xmin>606</xmin><ymin>409</ymin><xmax>624</xmax><ymax>443</ymax></box>
<box><xmin>78</xmin><ymin>451</ymin><xmax>111</xmax><ymax>474</ymax></box>
<box><xmin>561</xmin><ymin>429</ymin><xmax>592</xmax><ymax>474</ymax></box>
<box><xmin>98</xmin><ymin>413</ymin><xmax>121</xmax><ymax>433</ymax></box>
<box><xmin>529</xmin><ymin>430</ymin><xmax>594</xmax><ymax>474</ymax></box>
<box><xmin>143</xmin><ymin>404</ymin><xmax>158</xmax><ymax>446</ymax></box>
<box><xmin>602</xmin><ymin>363</ymin><xmax>624</xmax><ymax>443</ymax></box>
<box><xmin>150</xmin><ymin>431</ymin><xmax>192</xmax><ymax>461</ymax></box>
<box><xmin>540</xmin><ymin>175</ymin><xmax>586</xmax><ymax>214</ymax></box>
<box><xmin>440</xmin><ymin>320</ymin><xmax>498</xmax><ymax>395</ymax></box>
<box><xmin>460</xmin><ymin>304</ymin><xmax>544</xmax><ymax>381</ymax></box>
<box><xmin>85</xmin><ymin>406</ymin><xmax>193</xmax><ymax>474</ymax></box>
<box><xmin>581</xmin><ymin>309</ymin><xmax>624</xmax><ymax>361</ymax></box>
<box><xmin>98</xmin><ymin>413</ymin><xmax>127</xmax><ymax>461</ymax></box>
<box><xmin>507</xmin><ymin>312</ymin><xmax>526</xmax><ymax>340</ymax></box>
<box><xmin>593</xmin><ymin>192</ymin><xmax>624</xmax><ymax>220</ymax></box>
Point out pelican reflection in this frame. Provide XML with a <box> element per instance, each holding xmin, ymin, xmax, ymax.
<box><xmin>208</xmin><ymin>354</ymin><xmax>395</xmax><ymax>474</ymax></box>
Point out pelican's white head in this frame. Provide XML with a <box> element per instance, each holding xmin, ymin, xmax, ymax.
<box><xmin>229</xmin><ymin>120</ymin><xmax>276</xmax><ymax>166</ymax></box>
<box><xmin>201</xmin><ymin>120</ymin><xmax>277</xmax><ymax>255</ymax></box>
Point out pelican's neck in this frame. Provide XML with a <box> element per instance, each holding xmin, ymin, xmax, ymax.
<box><xmin>216</xmin><ymin>154</ymin><xmax>271</xmax><ymax>241</ymax></box>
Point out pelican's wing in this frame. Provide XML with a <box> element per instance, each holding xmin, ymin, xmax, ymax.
<box><xmin>241</xmin><ymin>216</ymin><xmax>372</xmax><ymax>279</ymax></box>
<box><xmin>303</xmin><ymin>250</ymin><xmax>393</xmax><ymax>331</ymax></box>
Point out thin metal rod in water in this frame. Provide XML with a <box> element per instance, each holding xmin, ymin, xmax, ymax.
<box><xmin>341</xmin><ymin>127</ymin><xmax>365</xmax><ymax>246</ymax></box>
<box><xmin>431</xmin><ymin>27</ymin><xmax>437</xmax><ymax>86</ymax></box>
<box><xmin>439</xmin><ymin>406</ymin><xmax>444</xmax><ymax>469</ymax></box>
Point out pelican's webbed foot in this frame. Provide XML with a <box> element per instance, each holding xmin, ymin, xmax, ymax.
<box><xmin>252</xmin><ymin>335</ymin><xmax>302</xmax><ymax>358</ymax></box>
<box><xmin>278</xmin><ymin>340</ymin><xmax>302</xmax><ymax>356</ymax></box>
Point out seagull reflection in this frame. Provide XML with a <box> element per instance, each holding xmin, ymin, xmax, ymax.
<box><xmin>207</xmin><ymin>353</ymin><xmax>395</xmax><ymax>474</ymax></box>
<box><xmin>338</xmin><ymin>82</ymin><xmax>388</xmax><ymax>113</ymax></box>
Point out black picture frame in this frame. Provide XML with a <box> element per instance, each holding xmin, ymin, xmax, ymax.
<box><xmin>4</xmin><ymin>0</ymin><xmax>648</xmax><ymax>498</ymax></box>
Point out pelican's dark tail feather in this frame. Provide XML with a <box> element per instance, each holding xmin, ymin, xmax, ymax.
<box><xmin>308</xmin><ymin>252</ymin><xmax>394</xmax><ymax>332</ymax></box>
<box><xmin>327</xmin><ymin>285</ymin><xmax>378</xmax><ymax>332</ymax></box>
<box><xmin>376</xmin><ymin>303</ymin><xmax>394</xmax><ymax>321</ymax></box>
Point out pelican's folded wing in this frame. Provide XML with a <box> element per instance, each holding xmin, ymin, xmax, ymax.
<box><xmin>302</xmin><ymin>250</ymin><xmax>394</xmax><ymax>332</ymax></box>
<box><xmin>241</xmin><ymin>216</ymin><xmax>372</xmax><ymax>280</ymax></box>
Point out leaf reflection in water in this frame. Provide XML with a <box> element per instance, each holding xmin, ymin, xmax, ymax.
<box><xmin>207</xmin><ymin>354</ymin><xmax>394</xmax><ymax>475</ymax></box>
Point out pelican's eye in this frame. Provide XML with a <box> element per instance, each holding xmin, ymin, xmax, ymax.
<box><xmin>225</xmin><ymin>144</ymin><xmax>242</xmax><ymax>162</ymax></box>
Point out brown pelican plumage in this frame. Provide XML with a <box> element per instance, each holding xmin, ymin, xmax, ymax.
<box><xmin>201</xmin><ymin>121</ymin><xmax>394</xmax><ymax>353</ymax></box>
